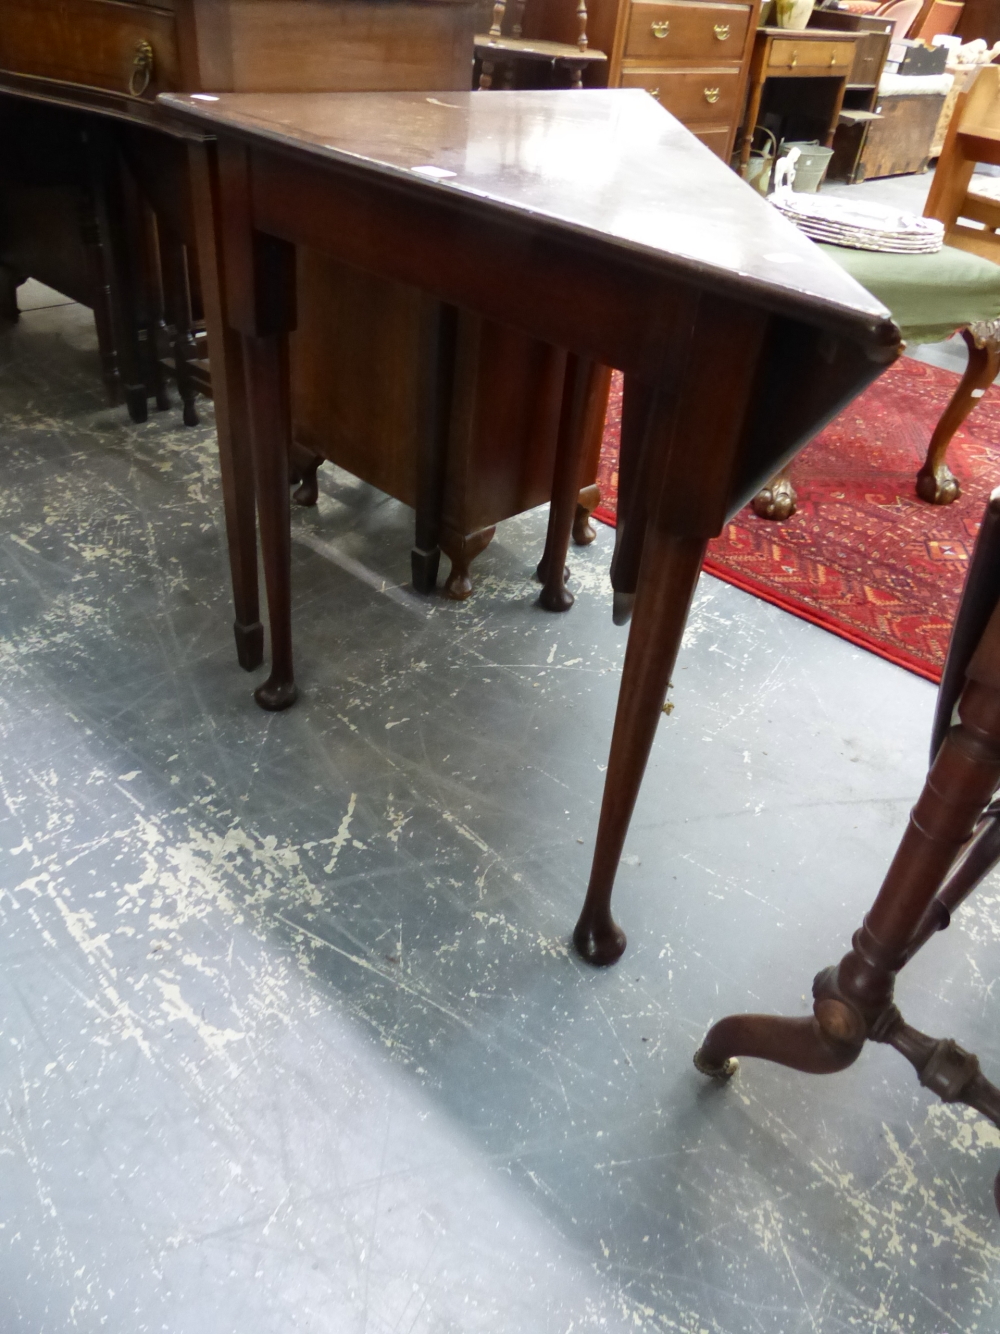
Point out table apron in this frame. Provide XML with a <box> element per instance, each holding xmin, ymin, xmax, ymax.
<box><xmin>243</xmin><ymin>147</ymin><xmax>704</xmax><ymax>379</ymax></box>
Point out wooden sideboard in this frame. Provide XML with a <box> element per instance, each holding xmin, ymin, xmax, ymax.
<box><xmin>522</xmin><ymin>0</ymin><xmax>762</xmax><ymax>159</ymax></box>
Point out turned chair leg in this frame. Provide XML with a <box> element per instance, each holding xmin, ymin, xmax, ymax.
<box><xmin>696</xmin><ymin>578</ymin><xmax>1000</xmax><ymax>1212</ymax></box>
<box><xmin>917</xmin><ymin>327</ymin><xmax>1000</xmax><ymax>506</ymax></box>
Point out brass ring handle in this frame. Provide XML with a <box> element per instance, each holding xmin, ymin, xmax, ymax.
<box><xmin>651</xmin><ymin>19</ymin><xmax>670</xmax><ymax>37</ymax></box>
<box><xmin>789</xmin><ymin>51</ymin><xmax>798</xmax><ymax>67</ymax></box>
<box><xmin>714</xmin><ymin>23</ymin><xmax>730</xmax><ymax>39</ymax></box>
<box><xmin>129</xmin><ymin>39</ymin><xmax>154</xmax><ymax>97</ymax></box>
<box><xmin>704</xmin><ymin>86</ymin><xmax>720</xmax><ymax>103</ymax></box>
<box><xmin>829</xmin><ymin>50</ymin><xmax>837</xmax><ymax>65</ymax></box>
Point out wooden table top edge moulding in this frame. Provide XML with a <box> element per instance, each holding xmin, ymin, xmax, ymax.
<box><xmin>161</xmin><ymin>86</ymin><xmax>900</xmax><ymax>966</ymax></box>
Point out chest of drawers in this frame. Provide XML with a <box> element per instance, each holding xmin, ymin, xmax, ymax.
<box><xmin>524</xmin><ymin>0</ymin><xmax>760</xmax><ymax>159</ymax></box>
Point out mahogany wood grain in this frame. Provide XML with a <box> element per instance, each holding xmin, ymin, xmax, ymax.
<box><xmin>0</xmin><ymin>0</ymin><xmax>181</xmax><ymax>97</ymax></box>
<box><xmin>175</xmin><ymin>0</ymin><xmax>476</xmax><ymax>93</ymax></box>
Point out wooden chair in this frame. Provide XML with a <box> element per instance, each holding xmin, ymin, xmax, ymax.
<box><xmin>753</xmin><ymin>65</ymin><xmax>1000</xmax><ymax>521</ymax></box>
<box><xmin>474</xmin><ymin>0</ymin><xmax>607</xmax><ymax>89</ymax></box>
<box><xmin>696</xmin><ymin>485</ymin><xmax>1000</xmax><ymax>1215</ymax></box>
<box><xmin>908</xmin><ymin>66</ymin><xmax>1000</xmax><ymax>503</ymax></box>
<box><xmin>910</xmin><ymin>0</ymin><xmax>963</xmax><ymax>41</ymax></box>
<box><xmin>873</xmin><ymin>0</ymin><xmax>924</xmax><ymax>38</ymax></box>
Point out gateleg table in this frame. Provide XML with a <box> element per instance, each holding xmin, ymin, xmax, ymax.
<box><xmin>162</xmin><ymin>88</ymin><xmax>900</xmax><ymax>964</ymax></box>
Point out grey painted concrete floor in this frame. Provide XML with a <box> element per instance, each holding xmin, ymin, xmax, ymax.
<box><xmin>2</xmin><ymin>277</ymin><xmax>1000</xmax><ymax>1334</ymax></box>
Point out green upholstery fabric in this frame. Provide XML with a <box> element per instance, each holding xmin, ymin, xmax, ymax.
<box><xmin>818</xmin><ymin>243</ymin><xmax>1000</xmax><ymax>346</ymax></box>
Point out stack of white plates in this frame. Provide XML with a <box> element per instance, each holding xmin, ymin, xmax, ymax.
<box><xmin>770</xmin><ymin>193</ymin><xmax>944</xmax><ymax>253</ymax></box>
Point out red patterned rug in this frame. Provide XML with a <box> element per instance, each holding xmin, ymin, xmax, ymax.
<box><xmin>593</xmin><ymin>359</ymin><xmax>1000</xmax><ymax>683</ymax></box>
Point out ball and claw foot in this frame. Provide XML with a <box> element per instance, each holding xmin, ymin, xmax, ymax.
<box><xmin>752</xmin><ymin>474</ymin><xmax>797</xmax><ymax>521</ymax></box>
<box><xmin>916</xmin><ymin>462</ymin><xmax>961</xmax><ymax>506</ymax></box>
<box><xmin>693</xmin><ymin>1047</ymin><xmax>739</xmax><ymax>1079</ymax></box>
<box><xmin>572</xmin><ymin>914</ymin><xmax>627</xmax><ymax>966</ymax></box>
<box><xmin>253</xmin><ymin>676</ymin><xmax>299</xmax><ymax>711</ymax></box>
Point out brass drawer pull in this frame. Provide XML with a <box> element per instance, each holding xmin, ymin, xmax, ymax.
<box><xmin>829</xmin><ymin>50</ymin><xmax>838</xmax><ymax>65</ymax></box>
<box><xmin>129</xmin><ymin>39</ymin><xmax>154</xmax><ymax>97</ymax></box>
<box><xmin>788</xmin><ymin>50</ymin><xmax>798</xmax><ymax>67</ymax></box>
<box><xmin>649</xmin><ymin>86</ymin><xmax>661</xmax><ymax>97</ymax></box>
<box><xmin>704</xmin><ymin>86</ymin><xmax>720</xmax><ymax>103</ymax></box>
<box><xmin>714</xmin><ymin>23</ymin><xmax>731</xmax><ymax>39</ymax></box>
<box><xmin>651</xmin><ymin>19</ymin><xmax>670</xmax><ymax>37</ymax></box>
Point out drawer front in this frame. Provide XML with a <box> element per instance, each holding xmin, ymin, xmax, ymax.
<box><xmin>625</xmin><ymin>0</ymin><xmax>750</xmax><ymax>62</ymax></box>
<box><xmin>0</xmin><ymin>0</ymin><xmax>180</xmax><ymax>96</ymax></box>
<box><xmin>767</xmin><ymin>38</ymin><xmax>855</xmax><ymax>74</ymax></box>
<box><xmin>621</xmin><ymin>67</ymin><xmax>741</xmax><ymax>126</ymax></box>
<box><xmin>693</xmin><ymin>125</ymin><xmax>730</xmax><ymax>157</ymax></box>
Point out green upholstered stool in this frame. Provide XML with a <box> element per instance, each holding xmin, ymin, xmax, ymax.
<box><xmin>819</xmin><ymin>243</ymin><xmax>1000</xmax><ymax>347</ymax></box>
<box><xmin>753</xmin><ymin>243</ymin><xmax>1000</xmax><ymax>518</ymax></box>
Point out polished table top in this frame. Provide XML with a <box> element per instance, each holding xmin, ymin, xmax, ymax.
<box><xmin>162</xmin><ymin>88</ymin><xmax>895</xmax><ymax>348</ymax></box>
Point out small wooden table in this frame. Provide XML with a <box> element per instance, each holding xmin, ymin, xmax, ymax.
<box><xmin>737</xmin><ymin>25</ymin><xmax>861</xmax><ymax>175</ymax></box>
<box><xmin>163</xmin><ymin>88</ymin><xmax>898</xmax><ymax>965</ymax></box>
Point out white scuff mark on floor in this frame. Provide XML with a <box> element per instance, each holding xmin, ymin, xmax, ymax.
<box><xmin>154</xmin><ymin>979</ymin><xmax>245</xmax><ymax>1068</ymax></box>
<box><xmin>384</xmin><ymin>798</ymin><xmax>411</xmax><ymax>846</ymax></box>
<box><xmin>441</xmin><ymin>811</ymin><xmax>490</xmax><ymax>855</ymax></box>
<box><xmin>41</xmin><ymin>881</ymin><xmax>152</xmax><ymax>1060</ymax></box>
<box><xmin>324</xmin><ymin>793</ymin><xmax>358</xmax><ymax>874</ymax></box>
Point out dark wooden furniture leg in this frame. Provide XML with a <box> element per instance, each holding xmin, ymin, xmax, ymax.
<box><xmin>188</xmin><ymin>139</ymin><xmax>263</xmax><ymax>671</ymax></box>
<box><xmin>917</xmin><ymin>327</ymin><xmax>1000</xmax><ymax>506</ymax></box>
<box><xmin>441</xmin><ymin>525</ymin><xmax>496</xmax><ymax>599</ymax></box>
<box><xmin>537</xmin><ymin>353</ymin><xmax>592</xmax><ymax>612</ymax></box>
<box><xmin>160</xmin><ymin>230</ymin><xmax>201</xmax><ymax>427</ymax></box>
<box><xmin>243</xmin><ymin>331</ymin><xmax>298</xmax><ymax>710</ymax></box>
<box><xmin>574</xmin><ymin>526</ymin><xmax>707</xmax><ymax>963</ymax></box>
<box><xmin>87</xmin><ymin>127</ymin><xmax>149</xmax><ymax>424</ymax></box>
<box><xmin>575</xmin><ymin>301</ymin><xmax>768</xmax><ymax>963</ymax></box>
<box><xmin>0</xmin><ymin>263</ymin><xmax>19</xmax><ymax>322</ymax></box>
<box><xmin>290</xmin><ymin>445</ymin><xmax>323</xmax><ymax>507</ymax></box>
<box><xmin>412</xmin><ymin>298</ymin><xmax>458</xmax><ymax>595</ymax></box>
<box><xmin>696</xmin><ymin>489</ymin><xmax>1000</xmax><ymax>1213</ymax></box>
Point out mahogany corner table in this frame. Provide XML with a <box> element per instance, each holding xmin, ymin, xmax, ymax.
<box><xmin>161</xmin><ymin>88</ymin><xmax>900</xmax><ymax>965</ymax></box>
